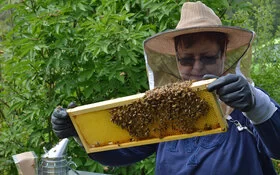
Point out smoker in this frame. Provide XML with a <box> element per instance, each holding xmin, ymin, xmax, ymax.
<box><xmin>13</xmin><ymin>138</ymin><xmax>109</xmax><ymax>175</ymax></box>
<box><xmin>39</xmin><ymin>138</ymin><xmax>70</xmax><ymax>175</ymax></box>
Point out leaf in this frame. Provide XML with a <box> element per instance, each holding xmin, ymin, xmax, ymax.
<box><xmin>78</xmin><ymin>69</ymin><xmax>94</xmax><ymax>82</ymax></box>
<box><xmin>116</xmin><ymin>74</ymin><xmax>125</xmax><ymax>83</ymax></box>
<box><xmin>55</xmin><ymin>24</ymin><xmax>60</xmax><ymax>34</ymax></box>
<box><xmin>84</xmin><ymin>86</ymin><xmax>93</xmax><ymax>98</ymax></box>
<box><xmin>93</xmin><ymin>83</ymin><xmax>101</xmax><ymax>92</ymax></box>
<box><xmin>125</xmin><ymin>2</ymin><xmax>131</xmax><ymax>12</ymax></box>
<box><xmin>124</xmin><ymin>56</ymin><xmax>131</xmax><ymax>65</ymax></box>
<box><xmin>101</xmin><ymin>44</ymin><xmax>109</xmax><ymax>54</ymax></box>
<box><xmin>78</xmin><ymin>3</ymin><xmax>86</xmax><ymax>11</ymax></box>
<box><xmin>73</xmin><ymin>157</ymin><xmax>83</xmax><ymax>167</ymax></box>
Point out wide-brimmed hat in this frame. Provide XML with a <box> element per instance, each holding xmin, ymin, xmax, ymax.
<box><xmin>144</xmin><ymin>1</ymin><xmax>255</xmax><ymax>55</ymax></box>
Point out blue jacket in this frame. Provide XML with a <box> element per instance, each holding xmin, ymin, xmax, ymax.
<box><xmin>89</xmin><ymin>99</ymin><xmax>280</xmax><ymax>175</ymax></box>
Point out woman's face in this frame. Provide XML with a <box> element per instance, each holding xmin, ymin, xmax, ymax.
<box><xmin>176</xmin><ymin>34</ymin><xmax>226</xmax><ymax>81</ymax></box>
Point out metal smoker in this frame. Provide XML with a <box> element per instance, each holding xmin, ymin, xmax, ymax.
<box><xmin>39</xmin><ymin>138</ymin><xmax>70</xmax><ymax>175</ymax></box>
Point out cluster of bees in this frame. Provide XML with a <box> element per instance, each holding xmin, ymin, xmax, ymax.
<box><xmin>110</xmin><ymin>81</ymin><xmax>210</xmax><ymax>140</ymax></box>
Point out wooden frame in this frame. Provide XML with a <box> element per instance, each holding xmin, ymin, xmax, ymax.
<box><xmin>67</xmin><ymin>79</ymin><xmax>227</xmax><ymax>153</ymax></box>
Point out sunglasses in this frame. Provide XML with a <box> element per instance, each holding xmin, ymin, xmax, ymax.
<box><xmin>177</xmin><ymin>51</ymin><xmax>221</xmax><ymax>66</ymax></box>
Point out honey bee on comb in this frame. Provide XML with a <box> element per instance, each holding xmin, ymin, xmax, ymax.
<box><xmin>110</xmin><ymin>81</ymin><xmax>210</xmax><ymax>140</ymax></box>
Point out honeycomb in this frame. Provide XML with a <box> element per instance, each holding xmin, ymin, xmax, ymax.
<box><xmin>110</xmin><ymin>81</ymin><xmax>210</xmax><ymax>140</ymax></box>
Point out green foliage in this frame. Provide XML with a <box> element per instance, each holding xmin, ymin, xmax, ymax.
<box><xmin>0</xmin><ymin>0</ymin><xmax>280</xmax><ymax>174</ymax></box>
<box><xmin>0</xmin><ymin>0</ymin><xmax>181</xmax><ymax>174</ymax></box>
<box><xmin>251</xmin><ymin>38</ymin><xmax>280</xmax><ymax>103</ymax></box>
<box><xmin>252</xmin><ymin>61</ymin><xmax>280</xmax><ymax>103</ymax></box>
<box><xmin>272</xmin><ymin>159</ymin><xmax>280</xmax><ymax>175</ymax></box>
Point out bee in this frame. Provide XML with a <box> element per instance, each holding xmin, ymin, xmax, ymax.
<box><xmin>110</xmin><ymin>81</ymin><xmax>210</xmax><ymax>140</ymax></box>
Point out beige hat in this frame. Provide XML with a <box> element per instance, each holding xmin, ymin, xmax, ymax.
<box><xmin>144</xmin><ymin>1</ymin><xmax>255</xmax><ymax>55</ymax></box>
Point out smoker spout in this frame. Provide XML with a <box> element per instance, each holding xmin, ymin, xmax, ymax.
<box><xmin>42</xmin><ymin>138</ymin><xmax>69</xmax><ymax>158</ymax></box>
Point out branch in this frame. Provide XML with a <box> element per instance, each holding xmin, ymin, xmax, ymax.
<box><xmin>219</xmin><ymin>8</ymin><xmax>228</xmax><ymax>20</ymax></box>
<box><xmin>0</xmin><ymin>98</ymin><xmax>10</xmax><ymax>108</ymax></box>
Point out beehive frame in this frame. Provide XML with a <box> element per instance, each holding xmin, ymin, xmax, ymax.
<box><xmin>67</xmin><ymin>79</ymin><xmax>228</xmax><ymax>153</ymax></box>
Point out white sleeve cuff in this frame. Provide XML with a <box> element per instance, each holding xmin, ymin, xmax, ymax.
<box><xmin>243</xmin><ymin>88</ymin><xmax>277</xmax><ymax>124</ymax></box>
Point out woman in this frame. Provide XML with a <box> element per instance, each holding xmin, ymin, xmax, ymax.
<box><xmin>52</xmin><ymin>2</ymin><xmax>280</xmax><ymax>174</ymax></box>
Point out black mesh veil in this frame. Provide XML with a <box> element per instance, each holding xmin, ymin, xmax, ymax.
<box><xmin>143</xmin><ymin>34</ymin><xmax>254</xmax><ymax>89</ymax></box>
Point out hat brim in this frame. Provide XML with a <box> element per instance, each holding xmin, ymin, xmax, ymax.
<box><xmin>144</xmin><ymin>26</ymin><xmax>255</xmax><ymax>55</ymax></box>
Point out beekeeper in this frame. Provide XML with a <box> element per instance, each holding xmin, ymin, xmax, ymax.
<box><xmin>51</xmin><ymin>1</ymin><xmax>280</xmax><ymax>174</ymax></box>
